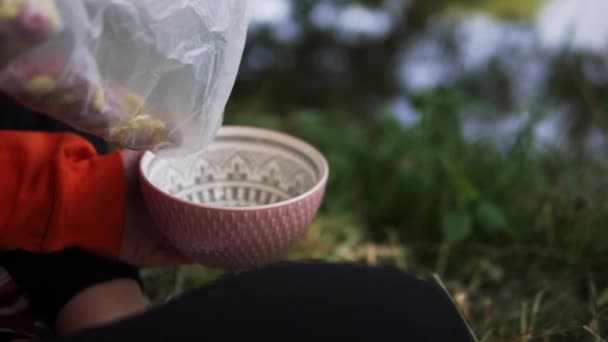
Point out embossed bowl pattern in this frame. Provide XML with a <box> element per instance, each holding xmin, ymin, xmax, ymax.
<box><xmin>139</xmin><ymin>126</ymin><xmax>329</xmax><ymax>269</ymax></box>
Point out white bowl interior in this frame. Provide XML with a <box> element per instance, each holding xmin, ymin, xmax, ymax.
<box><xmin>141</xmin><ymin>126</ymin><xmax>327</xmax><ymax>208</ymax></box>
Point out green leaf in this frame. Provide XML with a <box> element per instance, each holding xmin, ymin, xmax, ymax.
<box><xmin>598</xmin><ymin>287</ymin><xmax>608</xmax><ymax>307</ymax></box>
<box><xmin>439</xmin><ymin>156</ymin><xmax>480</xmax><ymax>204</ymax></box>
<box><xmin>477</xmin><ymin>201</ymin><xmax>508</xmax><ymax>233</ymax></box>
<box><xmin>441</xmin><ymin>211</ymin><xmax>473</xmax><ymax>242</ymax></box>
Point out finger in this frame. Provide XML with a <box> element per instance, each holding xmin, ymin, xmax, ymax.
<box><xmin>121</xmin><ymin>149</ymin><xmax>145</xmax><ymax>177</ymax></box>
<box><xmin>147</xmin><ymin>226</ymin><xmax>193</xmax><ymax>265</ymax></box>
<box><xmin>151</xmin><ymin>247</ymin><xmax>193</xmax><ymax>266</ymax></box>
<box><xmin>127</xmin><ymin>245</ymin><xmax>193</xmax><ymax>267</ymax></box>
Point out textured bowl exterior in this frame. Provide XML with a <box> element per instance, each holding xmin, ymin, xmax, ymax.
<box><xmin>140</xmin><ymin>126</ymin><xmax>329</xmax><ymax>270</ymax></box>
<box><xmin>141</xmin><ymin>181</ymin><xmax>326</xmax><ymax>269</ymax></box>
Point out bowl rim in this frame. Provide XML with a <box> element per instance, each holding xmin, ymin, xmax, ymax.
<box><xmin>139</xmin><ymin>125</ymin><xmax>330</xmax><ymax>212</ymax></box>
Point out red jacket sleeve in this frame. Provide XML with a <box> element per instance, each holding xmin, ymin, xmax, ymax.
<box><xmin>0</xmin><ymin>131</ymin><xmax>125</xmax><ymax>257</ymax></box>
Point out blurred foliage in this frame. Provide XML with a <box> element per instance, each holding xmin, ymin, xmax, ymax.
<box><xmin>227</xmin><ymin>89</ymin><xmax>608</xmax><ymax>258</ymax></box>
<box><xmin>443</xmin><ymin>0</ymin><xmax>544</xmax><ymax>19</ymax></box>
<box><xmin>233</xmin><ymin>0</ymin><xmax>608</xmax><ymax>143</ymax></box>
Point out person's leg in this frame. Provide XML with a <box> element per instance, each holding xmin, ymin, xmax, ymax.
<box><xmin>0</xmin><ymin>249</ymin><xmax>146</xmax><ymax>337</ymax></box>
<box><xmin>54</xmin><ymin>279</ymin><xmax>146</xmax><ymax>335</ymax></box>
<box><xmin>57</xmin><ymin>262</ymin><xmax>474</xmax><ymax>342</ymax></box>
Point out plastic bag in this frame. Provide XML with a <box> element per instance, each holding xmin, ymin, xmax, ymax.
<box><xmin>0</xmin><ymin>0</ymin><xmax>249</xmax><ymax>157</ymax></box>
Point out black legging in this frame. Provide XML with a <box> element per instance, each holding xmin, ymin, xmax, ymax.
<box><xmin>56</xmin><ymin>262</ymin><xmax>473</xmax><ymax>342</ymax></box>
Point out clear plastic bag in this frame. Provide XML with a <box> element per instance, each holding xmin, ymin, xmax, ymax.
<box><xmin>0</xmin><ymin>0</ymin><xmax>249</xmax><ymax>157</ymax></box>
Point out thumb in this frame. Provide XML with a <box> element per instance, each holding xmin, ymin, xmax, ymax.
<box><xmin>150</xmin><ymin>246</ymin><xmax>193</xmax><ymax>266</ymax></box>
<box><xmin>122</xmin><ymin>244</ymin><xmax>193</xmax><ymax>267</ymax></box>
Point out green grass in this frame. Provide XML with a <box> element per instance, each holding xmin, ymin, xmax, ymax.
<box><xmin>443</xmin><ymin>0</ymin><xmax>544</xmax><ymax>20</ymax></box>
<box><xmin>142</xmin><ymin>88</ymin><xmax>607</xmax><ymax>341</ymax></box>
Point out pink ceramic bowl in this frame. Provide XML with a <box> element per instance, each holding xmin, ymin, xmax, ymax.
<box><xmin>139</xmin><ymin>126</ymin><xmax>329</xmax><ymax>270</ymax></box>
